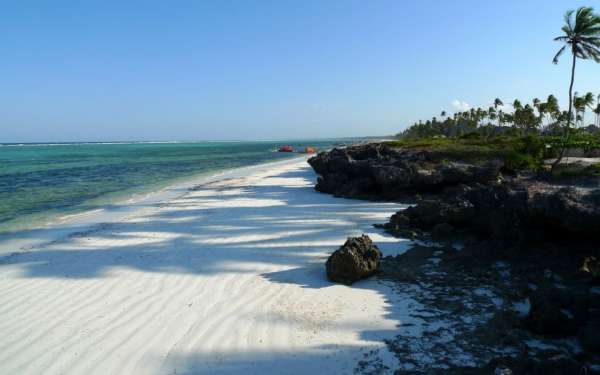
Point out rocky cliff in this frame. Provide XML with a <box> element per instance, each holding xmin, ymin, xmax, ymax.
<box><xmin>308</xmin><ymin>143</ymin><xmax>503</xmax><ymax>199</ymax></box>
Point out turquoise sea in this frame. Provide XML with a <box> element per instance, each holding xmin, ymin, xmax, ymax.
<box><xmin>0</xmin><ymin>139</ymin><xmax>358</xmax><ymax>234</ymax></box>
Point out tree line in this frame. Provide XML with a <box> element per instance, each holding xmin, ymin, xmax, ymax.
<box><xmin>398</xmin><ymin>6</ymin><xmax>600</xmax><ymax>143</ymax></box>
<box><xmin>398</xmin><ymin>93</ymin><xmax>600</xmax><ymax>140</ymax></box>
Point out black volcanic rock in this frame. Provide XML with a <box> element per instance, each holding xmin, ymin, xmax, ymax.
<box><xmin>309</xmin><ymin>144</ymin><xmax>600</xmax><ymax>242</ymax></box>
<box><xmin>529</xmin><ymin>187</ymin><xmax>600</xmax><ymax>234</ymax></box>
<box><xmin>525</xmin><ymin>288</ymin><xmax>579</xmax><ymax>336</ymax></box>
<box><xmin>326</xmin><ymin>235</ymin><xmax>382</xmax><ymax>285</ymax></box>
<box><xmin>384</xmin><ymin>180</ymin><xmax>600</xmax><ymax>243</ymax></box>
<box><xmin>579</xmin><ymin>320</ymin><xmax>600</xmax><ymax>353</ymax></box>
<box><xmin>310</xmin><ymin>143</ymin><xmax>600</xmax><ymax>368</ymax></box>
<box><xmin>308</xmin><ymin>144</ymin><xmax>503</xmax><ymax>199</ymax></box>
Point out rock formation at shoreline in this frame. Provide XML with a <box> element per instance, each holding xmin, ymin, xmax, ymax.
<box><xmin>308</xmin><ymin>143</ymin><xmax>503</xmax><ymax>199</ymax></box>
<box><xmin>385</xmin><ymin>181</ymin><xmax>600</xmax><ymax>242</ymax></box>
<box><xmin>309</xmin><ymin>144</ymin><xmax>600</xmax><ymax>242</ymax></box>
<box><xmin>326</xmin><ymin>235</ymin><xmax>382</xmax><ymax>285</ymax></box>
<box><xmin>310</xmin><ymin>143</ymin><xmax>600</xmax><ymax>371</ymax></box>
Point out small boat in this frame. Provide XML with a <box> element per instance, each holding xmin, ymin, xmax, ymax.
<box><xmin>278</xmin><ymin>145</ymin><xmax>294</xmax><ymax>152</ymax></box>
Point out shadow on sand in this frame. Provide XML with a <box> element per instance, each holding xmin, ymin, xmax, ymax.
<box><xmin>1</xmin><ymin>164</ymin><xmax>418</xmax><ymax>374</ymax></box>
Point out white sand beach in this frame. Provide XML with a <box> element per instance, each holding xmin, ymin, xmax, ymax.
<box><xmin>0</xmin><ymin>158</ymin><xmax>412</xmax><ymax>375</ymax></box>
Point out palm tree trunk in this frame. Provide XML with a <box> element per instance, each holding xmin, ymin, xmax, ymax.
<box><xmin>568</xmin><ymin>52</ymin><xmax>576</xmax><ymax>129</ymax></box>
<box><xmin>552</xmin><ymin>52</ymin><xmax>577</xmax><ymax>169</ymax></box>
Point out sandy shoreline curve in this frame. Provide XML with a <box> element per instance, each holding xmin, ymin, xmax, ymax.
<box><xmin>0</xmin><ymin>155</ymin><xmax>310</xmax><ymax>256</ymax></box>
<box><xmin>0</xmin><ymin>157</ymin><xmax>411</xmax><ymax>374</ymax></box>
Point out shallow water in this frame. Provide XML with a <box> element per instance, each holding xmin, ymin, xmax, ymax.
<box><xmin>0</xmin><ymin>139</ymin><xmax>350</xmax><ymax>233</ymax></box>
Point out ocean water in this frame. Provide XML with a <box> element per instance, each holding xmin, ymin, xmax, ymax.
<box><xmin>0</xmin><ymin>139</ymin><xmax>355</xmax><ymax>234</ymax></box>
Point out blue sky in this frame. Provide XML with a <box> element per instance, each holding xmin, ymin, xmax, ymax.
<box><xmin>2</xmin><ymin>0</ymin><xmax>599</xmax><ymax>142</ymax></box>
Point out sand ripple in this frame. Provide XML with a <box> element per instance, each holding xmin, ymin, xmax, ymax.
<box><xmin>0</xmin><ymin>159</ymin><xmax>408</xmax><ymax>374</ymax></box>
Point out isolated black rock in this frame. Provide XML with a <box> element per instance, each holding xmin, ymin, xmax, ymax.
<box><xmin>326</xmin><ymin>235</ymin><xmax>382</xmax><ymax>285</ymax></box>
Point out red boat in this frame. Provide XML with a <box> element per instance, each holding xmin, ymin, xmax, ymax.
<box><xmin>278</xmin><ymin>145</ymin><xmax>294</xmax><ymax>152</ymax></box>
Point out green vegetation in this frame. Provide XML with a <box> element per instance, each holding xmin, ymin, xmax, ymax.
<box><xmin>397</xmin><ymin>91</ymin><xmax>600</xmax><ymax>141</ymax></box>
<box><xmin>389</xmin><ymin>131</ymin><xmax>600</xmax><ymax>173</ymax></box>
<box><xmin>551</xmin><ymin>162</ymin><xmax>600</xmax><ymax>178</ymax></box>
<box><xmin>386</xmin><ymin>135</ymin><xmax>549</xmax><ymax>172</ymax></box>
<box><xmin>544</xmin><ymin>131</ymin><xmax>600</xmax><ymax>150</ymax></box>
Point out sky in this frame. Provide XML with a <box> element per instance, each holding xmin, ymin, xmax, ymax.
<box><xmin>1</xmin><ymin>0</ymin><xmax>600</xmax><ymax>142</ymax></box>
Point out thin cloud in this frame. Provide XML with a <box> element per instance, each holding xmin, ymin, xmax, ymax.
<box><xmin>451</xmin><ymin>100</ymin><xmax>471</xmax><ymax>112</ymax></box>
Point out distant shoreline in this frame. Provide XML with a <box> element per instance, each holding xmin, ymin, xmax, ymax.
<box><xmin>0</xmin><ymin>136</ymin><xmax>390</xmax><ymax>147</ymax></box>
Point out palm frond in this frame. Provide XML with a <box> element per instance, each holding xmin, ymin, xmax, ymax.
<box><xmin>564</xmin><ymin>9</ymin><xmax>575</xmax><ymax>31</ymax></box>
<box><xmin>553</xmin><ymin>45</ymin><xmax>566</xmax><ymax>64</ymax></box>
<box><xmin>574</xmin><ymin>7</ymin><xmax>593</xmax><ymax>32</ymax></box>
<box><xmin>583</xmin><ymin>45</ymin><xmax>600</xmax><ymax>62</ymax></box>
<box><xmin>554</xmin><ymin>7</ymin><xmax>600</xmax><ymax>64</ymax></box>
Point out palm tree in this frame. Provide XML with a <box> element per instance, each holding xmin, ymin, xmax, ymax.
<box><xmin>487</xmin><ymin>107</ymin><xmax>497</xmax><ymax>130</ymax></box>
<box><xmin>552</xmin><ymin>7</ymin><xmax>600</xmax><ymax>166</ymax></box>
<box><xmin>593</xmin><ymin>103</ymin><xmax>600</xmax><ymax>127</ymax></box>
<box><xmin>597</xmin><ymin>94</ymin><xmax>600</xmax><ymax>126</ymax></box>
<box><xmin>574</xmin><ymin>92</ymin><xmax>596</xmax><ymax>126</ymax></box>
<box><xmin>581</xmin><ymin>92</ymin><xmax>595</xmax><ymax>126</ymax></box>
<box><xmin>494</xmin><ymin>98</ymin><xmax>503</xmax><ymax>109</ymax></box>
<box><xmin>538</xmin><ymin>102</ymin><xmax>548</xmax><ymax>128</ymax></box>
<box><xmin>476</xmin><ymin>107</ymin><xmax>486</xmax><ymax>125</ymax></box>
<box><xmin>493</xmin><ymin>98</ymin><xmax>504</xmax><ymax>127</ymax></box>
<box><xmin>553</xmin><ymin>7</ymin><xmax>600</xmax><ymax>131</ymax></box>
<box><xmin>532</xmin><ymin>98</ymin><xmax>543</xmax><ymax>125</ymax></box>
<box><xmin>546</xmin><ymin>94</ymin><xmax>560</xmax><ymax>122</ymax></box>
<box><xmin>513</xmin><ymin>99</ymin><xmax>522</xmax><ymax>110</ymax></box>
<box><xmin>574</xmin><ymin>94</ymin><xmax>584</xmax><ymax>127</ymax></box>
<box><xmin>542</xmin><ymin>94</ymin><xmax>561</xmax><ymax>132</ymax></box>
